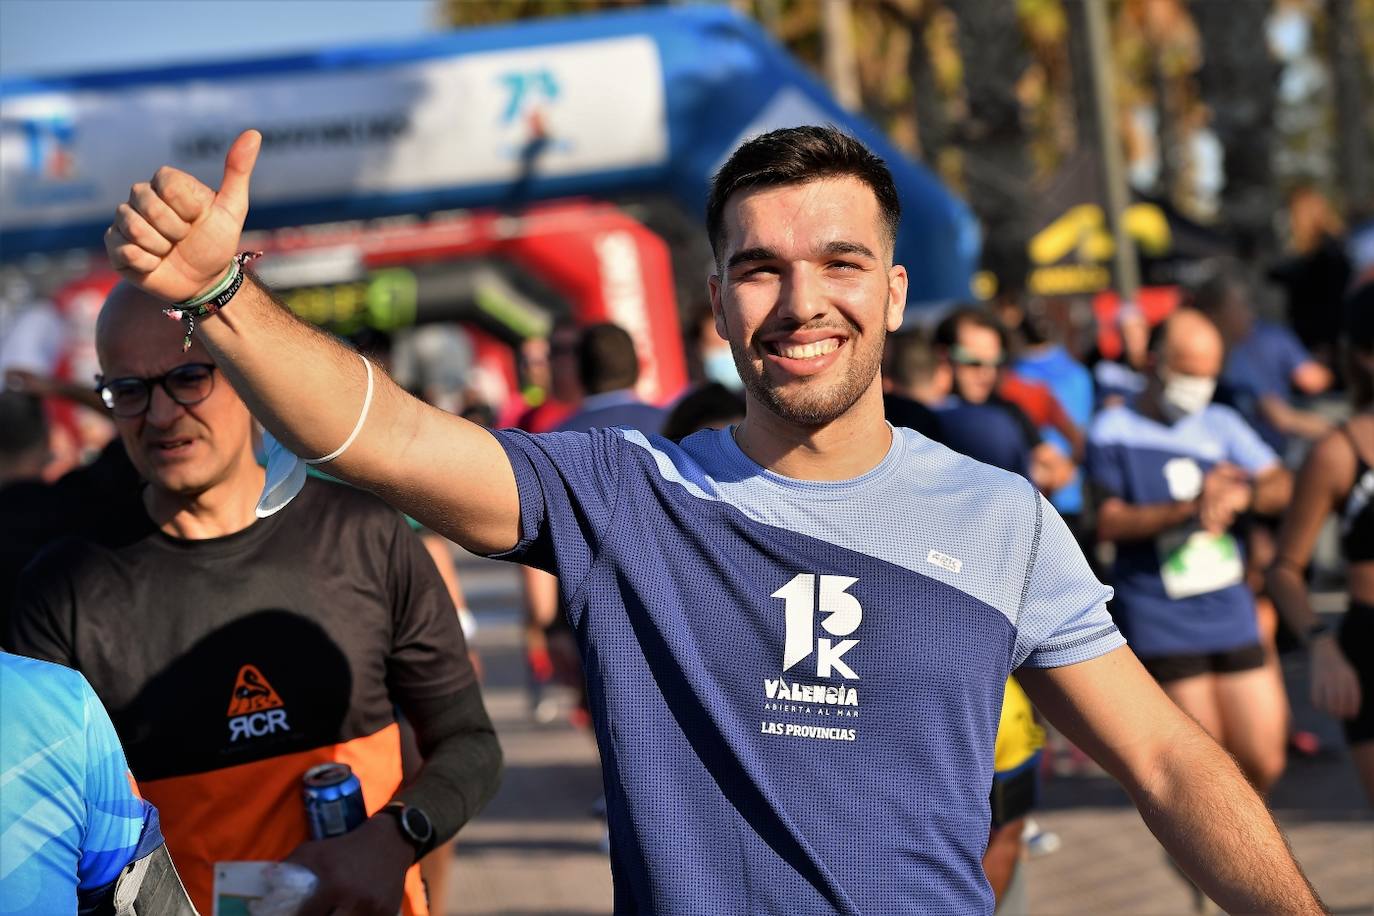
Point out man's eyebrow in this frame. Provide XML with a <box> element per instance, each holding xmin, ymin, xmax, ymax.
<box><xmin>726</xmin><ymin>247</ymin><xmax>780</xmax><ymax>270</ymax></box>
<box><xmin>822</xmin><ymin>240</ymin><xmax>878</xmax><ymax>260</ymax></box>
<box><xmin>726</xmin><ymin>241</ymin><xmax>878</xmax><ymax>270</ymax></box>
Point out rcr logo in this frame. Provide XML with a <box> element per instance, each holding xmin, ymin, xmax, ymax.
<box><xmin>772</xmin><ymin>573</ymin><xmax>861</xmax><ymax>680</ymax></box>
<box><xmin>225</xmin><ymin>664</ymin><xmax>291</xmax><ymax>743</ymax></box>
<box><xmin>228</xmin><ymin>709</ymin><xmax>290</xmax><ymax>742</ymax></box>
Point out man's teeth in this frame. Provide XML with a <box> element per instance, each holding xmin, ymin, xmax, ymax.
<box><xmin>776</xmin><ymin>339</ymin><xmax>840</xmax><ymax>359</ymax></box>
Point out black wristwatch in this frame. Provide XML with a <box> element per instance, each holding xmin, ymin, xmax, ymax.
<box><xmin>382</xmin><ymin>802</ymin><xmax>436</xmax><ymax>860</ymax></box>
<box><xmin>1307</xmin><ymin>620</ymin><xmax>1334</xmax><ymax>644</ymax></box>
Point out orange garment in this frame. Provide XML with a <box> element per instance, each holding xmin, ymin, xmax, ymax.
<box><xmin>142</xmin><ymin>724</ymin><xmax>428</xmax><ymax>915</ymax></box>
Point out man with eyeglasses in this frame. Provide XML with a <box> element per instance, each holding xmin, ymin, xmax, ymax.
<box><xmin>7</xmin><ymin>285</ymin><xmax>502</xmax><ymax>916</ymax></box>
<box><xmin>931</xmin><ymin>307</ymin><xmax>1074</xmax><ymax>494</ymax></box>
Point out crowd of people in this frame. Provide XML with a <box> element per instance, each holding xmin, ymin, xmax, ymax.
<box><xmin>879</xmin><ymin>266</ymin><xmax>1374</xmax><ymax>802</ymax></box>
<box><xmin>0</xmin><ymin>122</ymin><xmax>1367</xmax><ymax>915</ymax></box>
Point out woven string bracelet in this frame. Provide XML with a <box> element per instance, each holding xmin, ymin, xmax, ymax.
<box><xmin>161</xmin><ymin>251</ymin><xmax>263</xmax><ymax>351</ymax></box>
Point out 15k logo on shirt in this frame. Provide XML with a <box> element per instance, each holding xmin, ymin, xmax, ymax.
<box><xmin>760</xmin><ymin>573</ymin><xmax>861</xmax><ymax>743</ymax></box>
<box><xmin>773</xmin><ymin>573</ymin><xmax>861</xmax><ymax>679</ymax></box>
<box><xmin>226</xmin><ymin>664</ymin><xmax>291</xmax><ymax>743</ymax></box>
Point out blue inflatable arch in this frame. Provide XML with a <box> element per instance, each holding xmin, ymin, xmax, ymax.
<box><xmin>0</xmin><ymin>6</ymin><xmax>979</xmax><ymax>302</ymax></box>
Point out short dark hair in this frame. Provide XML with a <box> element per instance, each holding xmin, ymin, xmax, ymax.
<box><xmin>577</xmin><ymin>322</ymin><xmax>640</xmax><ymax>394</ymax></box>
<box><xmin>706</xmin><ymin>125</ymin><xmax>901</xmax><ymax>266</ymax></box>
<box><xmin>0</xmin><ymin>391</ymin><xmax>47</xmax><ymax>463</ymax></box>
<box><xmin>933</xmin><ymin>306</ymin><xmax>1006</xmax><ymax>353</ymax></box>
<box><xmin>1189</xmin><ymin>265</ymin><xmax>1247</xmax><ymax>317</ymax></box>
<box><xmin>883</xmin><ymin>329</ymin><xmax>938</xmax><ymax>388</ymax></box>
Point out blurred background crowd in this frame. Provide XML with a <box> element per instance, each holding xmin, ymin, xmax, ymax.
<box><xmin>2</xmin><ymin>0</ymin><xmax>1373</xmax><ymax>913</ymax></box>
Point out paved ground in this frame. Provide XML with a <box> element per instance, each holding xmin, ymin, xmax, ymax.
<box><xmin>443</xmin><ymin>556</ymin><xmax>1373</xmax><ymax>915</ymax></box>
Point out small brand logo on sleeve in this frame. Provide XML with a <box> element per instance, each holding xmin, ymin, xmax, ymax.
<box><xmin>927</xmin><ymin>549</ymin><xmax>963</xmax><ymax>573</ymax></box>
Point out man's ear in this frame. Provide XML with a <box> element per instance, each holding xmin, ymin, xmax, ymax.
<box><xmin>886</xmin><ymin>264</ymin><xmax>909</xmax><ymax>333</ymax></box>
<box><xmin>708</xmin><ymin>273</ymin><xmax>730</xmax><ymax>342</ymax></box>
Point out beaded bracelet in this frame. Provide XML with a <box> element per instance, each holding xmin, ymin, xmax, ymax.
<box><xmin>161</xmin><ymin>251</ymin><xmax>263</xmax><ymax>351</ymax></box>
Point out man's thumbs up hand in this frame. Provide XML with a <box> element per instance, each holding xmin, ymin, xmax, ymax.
<box><xmin>105</xmin><ymin>129</ymin><xmax>261</xmax><ymax>303</ymax></box>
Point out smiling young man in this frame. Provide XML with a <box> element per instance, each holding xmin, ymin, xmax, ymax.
<box><xmin>99</xmin><ymin>125</ymin><xmax>1322</xmax><ymax>914</ymax></box>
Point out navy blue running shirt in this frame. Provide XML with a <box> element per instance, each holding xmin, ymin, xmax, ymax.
<box><xmin>491</xmin><ymin>425</ymin><xmax>1121</xmax><ymax>914</ymax></box>
<box><xmin>1086</xmin><ymin>403</ymin><xmax>1278</xmax><ymax>658</ymax></box>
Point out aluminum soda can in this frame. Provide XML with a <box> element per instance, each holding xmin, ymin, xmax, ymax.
<box><xmin>302</xmin><ymin>763</ymin><xmax>367</xmax><ymax>839</ymax></box>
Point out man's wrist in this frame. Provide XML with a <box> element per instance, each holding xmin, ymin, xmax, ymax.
<box><xmin>359</xmin><ymin>810</ymin><xmax>422</xmax><ymax>867</ymax></box>
<box><xmin>1239</xmin><ymin>480</ymin><xmax>1257</xmax><ymax>513</ymax></box>
<box><xmin>1308</xmin><ymin>621</ymin><xmax>1337</xmax><ymax>651</ymax></box>
<box><xmin>379</xmin><ymin>801</ymin><xmax>437</xmax><ymax>862</ymax></box>
<box><xmin>187</xmin><ymin>263</ymin><xmax>236</xmax><ymax>303</ymax></box>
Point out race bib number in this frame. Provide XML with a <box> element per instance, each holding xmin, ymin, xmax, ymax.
<box><xmin>1158</xmin><ymin>529</ymin><xmax>1244</xmax><ymax>599</ymax></box>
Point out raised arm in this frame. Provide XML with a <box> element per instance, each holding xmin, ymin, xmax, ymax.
<box><xmin>1017</xmin><ymin>649</ymin><xmax>1325</xmax><ymax>914</ymax></box>
<box><xmin>103</xmin><ymin>130</ymin><xmax>521</xmax><ymax>554</ymax></box>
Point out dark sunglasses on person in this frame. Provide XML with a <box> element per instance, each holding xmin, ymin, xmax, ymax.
<box><xmin>950</xmin><ymin>346</ymin><xmax>1004</xmax><ymax>370</ymax></box>
<box><xmin>96</xmin><ymin>363</ymin><xmax>218</xmax><ymax>418</ymax></box>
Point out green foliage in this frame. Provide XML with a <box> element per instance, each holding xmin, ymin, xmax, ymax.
<box><xmin>442</xmin><ymin>0</ymin><xmax>640</xmax><ymax>28</ymax></box>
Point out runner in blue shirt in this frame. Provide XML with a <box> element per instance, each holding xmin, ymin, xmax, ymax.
<box><xmin>1005</xmin><ymin>303</ymin><xmax>1095</xmax><ymax>522</ymax></box>
<box><xmin>1193</xmin><ymin>270</ymin><xmax>1333</xmax><ymax>454</ymax></box>
<box><xmin>102</xmin><ymin>124</ymin><xmax>1323</xmax><ymax>914</ymax></box>
<box><xmin>1088</xmin><ymin>308</ymin><xmax>1293</xmax><ymax>793</ymax></box>
<box><xmin>0</xmin><ymin>652</ymin><xmax>177</xmax><ymax>914</ymax></box>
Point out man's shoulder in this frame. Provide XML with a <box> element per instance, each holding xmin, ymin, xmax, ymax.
<box><xmin>1197</xmin><ymin>403</ymin><xmax>1260</xmax><ymax>443</ymax></box>
<box><xmin>892</xmin><ymin>426</ymin><xmax>1035</xmax><ymax>503</ymax></box>
<box><xmin>294</xmin><ymin>476</ymin><xmax>404</xmax><ymax>527</ymax></box>
<box><xmin>1087</xmin><ymin>403</ymin><xmax>1139</xmax><ymax>444</ymax></box>
<box><xmin>559</xmin><ymin>400</ymin><xmax>665</xmax><ymax>435</ymax></box>
<box><xmin>1253</xmin><ymin>318</ymin><xmax>1300</xmax><ymax>346</ymax></box>
<box><xmin>20</xmin><ymin>534</ymin><xmax>121</xmax><ymax>590</ymax></box>
<box><xmin>0</xmin><ymin>651</ymin><xmax>85</xmax><ymax>698</ymax></box>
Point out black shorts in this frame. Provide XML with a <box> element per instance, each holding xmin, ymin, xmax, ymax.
<box><xmin>1139</xmin><ymin>643</ymin><xmax>1267</xmax><ymax>683</ymax></box>
<box><xmin>1340</xmin><ymin>604</ymin><xmax>1374</xmax><ymax>745</ymax></box>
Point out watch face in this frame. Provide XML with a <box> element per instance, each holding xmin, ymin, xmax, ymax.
<box><xmin>401</xmin><ymin>806</ymin><xmax>434</xmax><ymax>843</ymax></box>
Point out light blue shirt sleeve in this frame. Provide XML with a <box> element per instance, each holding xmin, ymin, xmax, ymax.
<box><xmin>1</xmin><ymin>654</ymin><xmax>151</xmax><ymax>912</ymax></box>
<box><xmin>76</xmin><ymin>678</ymin><xmax>148</xmax><ymax>892</ymax></box>
<box><xmin>1214</xmin><ymin>405</ymin><xmax>1281</xmax><ymax>474</ymax></box>
<box><xmin>1013</xmin><ymin>493</ymin><xmax>1124</xmax><ymax>669</ymax></box>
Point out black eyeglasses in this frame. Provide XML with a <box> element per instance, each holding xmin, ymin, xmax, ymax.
<box><xmin>96</xmin><ymin>363</ymin><xmax>217</xmax><ymax>418</ymax></box>
<box><xmin>950</xmin><ymin>346</ymin><xmax>1004</xmax><ymax>370</ymax></box>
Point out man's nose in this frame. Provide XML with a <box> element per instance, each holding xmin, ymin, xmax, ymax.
<box><xmin>144</xmin><ymin>384</ymin><xmax>185</xmax><ymax>427</ymax></box>
<box><xmin>776</xmin><ymin>265</ymin><xmax>827</xmax><ymax>324</ymax></box>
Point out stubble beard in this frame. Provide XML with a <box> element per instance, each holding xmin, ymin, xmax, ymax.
<box><xmin>731</xmin><ymin>323</ymin><xmax>887</xmax><ymax>428</ymax></box>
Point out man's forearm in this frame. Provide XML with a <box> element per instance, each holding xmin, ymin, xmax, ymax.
<box><xmin>1261</xmin><ymin>396</ymin><xmax>1331</xmax><ymax>442</ymax></box>
<box><xmin>1096</xmin><ymin>498</ymin><xmax>1197</xmax><ymax>542</ymax></box>
<box><xmin>1131</xmin><ymin>725</ymin><xmax>1323</xmax><ymax>914</ymax></box>
<box><xmin>393</xmin><ymin>684</ymin><xmax>503</xmax><ymax>847</ymax></box>
<box><xmin>1251</xmin><ymin>466</ymin><xmax>1294</xmax><ymax>517</ymax></box>
<box><xmin>1266</xmin><ymin>562</ymin><xmax>1319</xmax><ymax>643</ymax></box>
<box><xmin>197</xmin><ymin>275</ymin><xmax>416</xmax><ymax>487</ymax></box>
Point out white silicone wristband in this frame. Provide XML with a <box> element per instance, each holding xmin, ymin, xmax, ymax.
<box><xmin>305</xmin><ymin>353</ymin><xmax>375</xmax><ymax>465</ymax></box>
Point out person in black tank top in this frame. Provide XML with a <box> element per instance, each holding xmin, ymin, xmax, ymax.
<box><xmin>1337</xmin><ymin>427</ymin><xmax>1374</xmax><ymax>563</ymax></box>
<box><xmin>1268</xmin><ymin>280</ymin><xmax>1374</xmax><ymax>805</ymax></box>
